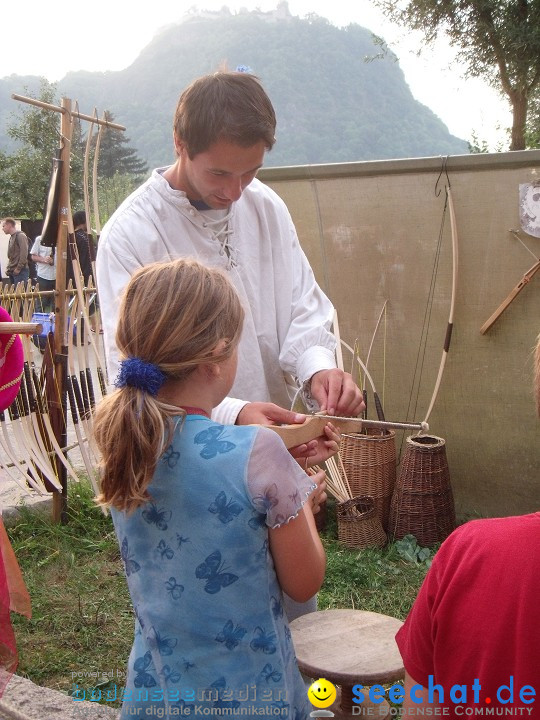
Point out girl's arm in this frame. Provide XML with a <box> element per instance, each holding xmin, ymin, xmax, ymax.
<box><xmin>269</xmin><ymin>469</ymin><xmax>326</xmax><ymax>603</ymax></box>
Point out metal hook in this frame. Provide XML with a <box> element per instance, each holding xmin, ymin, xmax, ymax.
<box><xmin>435</xmin><ymin>155</ymin><xmax>451</xmax><ymax>197</ymax></box>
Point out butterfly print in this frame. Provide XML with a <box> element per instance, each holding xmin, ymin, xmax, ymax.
<box><xmin>182</xmin><ymin>658</ymin><xmax>195</xmax><ymax>672</ymax></box>
<box><xmin>157</xmin><ymin>539</ymin><xmax>174</xmax><ymax>560</ymax></box>
<box><xmin>255</xmin><ymin>539</ymin><xmax>269</xmax><ymax>562</ymax></box>
<box><xmin>259</xmin><ymin>663</ymin><xmax>282</xmax><ymax>683</ymax></box>
<box><xmin>270</xmin><ymin>595</ymin><xmax>283</xmax><ymax>619</ymax></box>
<box><xmin>248</xmin><ymin>512</ymin><xmax>266</xmax><ymax>530</ymax></box>
<box><xmin>133</xmin><ymin>651</ymin><xmax>157</xmax><ymax>689</ymax></box>
<box><xmin>121</xmin><ymin>537</ymin><xmax>140</xmax><ymax>577</ymax></box>
<box><xmin>147</xmin><ymin>626</ymin><xmax>178</xmax><ymax>656</ymax></box>
<box><xmin>252</xmin><ymin>483</ymin><xmax>279</xmax><ymax>513</ymax></box>
<box><xmin>176</xmin><ymin>535</ymin><xmax>190</xmax><ymax>549</ymax></box>
<box><xmin>215</xmin><ymin>620</ymin><xmax>247</xmax><ymax>651</ymax></box>
<box><xmin>289</xmin><ymin>489</ymin><xmax>300</xmax><ymax>504</ymax></box>
<box><xmin>142</xmin><ymin>503</ymin><xmax>172</xmax><ymax>531</ymax></box>
<box><xmin>162</xmin><ymin>445</ymin><xmax>180</xmax><ymax>468</ymax></box>
<box><xmin>195</xmin><ymin>550</ymin><xmax>239</xmax><ymax>594</ymax></box>
<box><xmin>165</xmin><ymin>576</ymin><xmax>184</xmax><ymax>601</ymax></box>
<box><xmin>250</xmin><ymin>626</ymin><xmax>277</xmax><ymax>655</ymax></box>
<box><xmin>194</xmin><ymin>426</ymin><xmax>236</xmax><ymax>459</ymax></box>
<box><xmin>161</xmin><ymin>664</ymin><xmax>181</xmax><ymax>683</ymax></box>
<box><xmin>208</xmin><ymin>491</ymin><xmax>243</xmax><ymax>524</ymax></box>
<box><xmin>209</xmin><ymin>677</ymin><xmax>241</xmax><ymax>710</ymax></box>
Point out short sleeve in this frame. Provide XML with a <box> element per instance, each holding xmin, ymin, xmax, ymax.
<box><xmin>246</xmin><ymin>427</ymin><xmax>317</xmax><ymax>529</ymax></box>
<box><xmin>30</xmin><ymin>238</ymin><xmax>39</xmax><ymax>255</ymax></box>
<box><xmin>395</xmin><ymin>531</ymin><xmax>457</xmax><ymax>685</ymax></box>
<box><xmin>395</xmin><ymin>569</ymin><xmax>437</xmax><ymax>685</ymax></box>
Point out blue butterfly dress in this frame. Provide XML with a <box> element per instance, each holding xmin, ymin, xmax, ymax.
<box><xmin>111</xmin><ymin>415</ymin><xmax>317</xmax><ymax>719</ymax></box>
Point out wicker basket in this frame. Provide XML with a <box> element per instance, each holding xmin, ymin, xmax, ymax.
<box><xmin>389</xmin><ymin>434</ymin><xmax>456</xmax><ymax>546</ymax></box>
<box><xmin>338</xmin><ymin>430</ymin><xmax>397</xmax><ymax>531</ymax></box>
<box><xmin>336</xmin><ymin>495</ymin><xmax>387</xmax><ymax>549</ymax></box>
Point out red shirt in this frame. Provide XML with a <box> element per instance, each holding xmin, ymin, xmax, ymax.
<box><xmin>396</xmin><ymin>513</ymin><xmax>540</xmax><ymax>717</ymax></box>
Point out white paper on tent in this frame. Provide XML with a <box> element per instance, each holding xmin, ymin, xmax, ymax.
<box><xmin>519</xmin><ymin>182</ymin><xmax>540</xmax><ymax>238</ymax></box>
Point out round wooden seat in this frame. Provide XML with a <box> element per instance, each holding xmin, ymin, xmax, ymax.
<box><xmin>290</xmin><ymin>609</ymin><xmax>404</xmax><ymax>718</ymax></box>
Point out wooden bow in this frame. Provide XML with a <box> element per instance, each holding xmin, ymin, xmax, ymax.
<box><xmin>480</xmin><ymin>230</ymin><xmax>539</xmax><ymax>334</ymax></box>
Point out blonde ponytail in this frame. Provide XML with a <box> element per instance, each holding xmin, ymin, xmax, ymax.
<box><xmin>93</xmin><ymin>258</ymin><xmax>244</xmax><ymax>511</ymax></box>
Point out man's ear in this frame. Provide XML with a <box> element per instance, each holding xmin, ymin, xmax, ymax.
<box><xmin>174</xmin><ymin>134</ymin><xmax>187</xmax><ymax>158</ymax></box>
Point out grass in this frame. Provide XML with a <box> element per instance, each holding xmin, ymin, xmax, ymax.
<box><xmin>7</xmin><ymin>483</ymin><xmax>132</xmax><ymax>698</ymax></box>
<box><xmin>6</xmin><ymin>483</ymin><xmax>434</xmax><ymax>705</ymax></box>
<box><xmin>319</xmin><ymin>504</ymin><xmax>434</xmax><ymax>618</ymax></box>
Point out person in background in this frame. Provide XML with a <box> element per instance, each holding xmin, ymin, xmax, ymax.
<box><xmin>93</xmin><ymin>258</ymin><xmax>336</xmax><ymax>719</ymax></box>
<box><xmin>2</xmin><ymin>218</ymin><xmax>29</xmax><ymax>286</ymax></box>
<box><xmin>69</xmin><ymin>210</ymin><xmax>100</xmax><ymax>333</ymax></box>
<box><xmin>68</xmin><ymin>211</ymin><xmax>94</xmax><ymax>287</ymax></box>
<box><xmin>395</xmin><ymin>332</ymin><xmax>540</xmax><ymax>717</ymax></box>
<box><xmin>30</xmin><ymin>235</ymin><xmax>56</xmax><ymax>312</ymax></box>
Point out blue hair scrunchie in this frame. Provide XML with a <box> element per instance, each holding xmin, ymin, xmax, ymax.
<box><xmin>115</xmin><ymin>357</ymin><xmax>166</xmax><ymax>396</ymax></box>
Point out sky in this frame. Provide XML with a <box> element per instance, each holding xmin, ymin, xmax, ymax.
<box><xmin>2</xmin><ymin>0</ymin><xmax>512</xmax><ymax>150</ymax></box>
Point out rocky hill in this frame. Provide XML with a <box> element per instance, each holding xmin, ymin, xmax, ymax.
<box><xmin>0</xmin><ymin>5</ymin><xmax>468</xmax><ymax>167</ymax></box>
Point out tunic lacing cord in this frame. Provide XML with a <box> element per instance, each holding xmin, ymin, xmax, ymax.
<box><xmin>201</xmin><ymin>211</ymin><xmax>237</xmax><ymax>269</ymax></box>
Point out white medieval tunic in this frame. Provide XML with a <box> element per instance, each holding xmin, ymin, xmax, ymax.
<box><xmin>96</xmin><ymin>170</ymin><xmax>337</xmax><ymax>424</ymax></box>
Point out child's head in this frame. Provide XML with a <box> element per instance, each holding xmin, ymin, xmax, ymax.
<box><xmin>94</xmin><ymin>258</ymin><xmax>244</xmax><ymax>512</ymax></box>
<box><xmin>116</xmin><ymin>257</ymin><xmax>244</xmax><ymax>386</ymax></box>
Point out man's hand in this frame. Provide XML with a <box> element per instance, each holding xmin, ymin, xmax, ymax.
<box><xmin>235</xmin><ymin>402</ymin><xmax>320</xmax><ymax>462</ymax></box>
<box><xmin>310</xmin><ymin>369</ymin><xmax>365</xmax><ymax>417</ymax></box>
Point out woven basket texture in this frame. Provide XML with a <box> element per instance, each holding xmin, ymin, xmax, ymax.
<box><xmin>338</xmin><ymin>430</ymin><xmax>396</xmax><ymax>531</ymax></box>
<box><xmin>389</xmin><ymin>434</ymin><xmax>456</xmax><ymax>546</ymax></box>
<box><xmin>336</xmin><ymin>495</ymin><xmax>387</xmax><ymax>549</ymax></box>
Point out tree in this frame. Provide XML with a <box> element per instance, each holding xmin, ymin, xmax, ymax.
<box><xmin>0</xmin><ymin>84</ymin><xmax>147</xmax><ymax>224</ymax></box>
<box><xmin>96</xmin><ymin>111</ymin><xmax>148</xmax><ymax>181</ymax></box>
<box><xmin>97</xmin><ymin>172</ymin><xmax>144</xmax><ymax>226</ymax></box>
<box><xmin>375</xmin><ymin>0</ymin><xmax>540</xmax><ymax>150</ymax></box>
<box><xmin>525</xmin><ymin>89</ymin><xmax>540</xmax><ymax>147</ymax></box>
<box><xmin>0</xmin><ymin>79</ymin><xmax>84</xmax><ymax>219</ymax></box>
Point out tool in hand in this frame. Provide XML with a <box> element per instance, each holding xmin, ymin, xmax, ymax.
<box><xmin>264</xmin><ymin>414</ymin><xmax>428</xmax><ymax>449</ymax></box>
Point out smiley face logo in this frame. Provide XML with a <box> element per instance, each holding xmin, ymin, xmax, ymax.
<box><xmin>307</xmin><ymin>678</ymin><xmax>337</xmax><ymax>708</ymax></box>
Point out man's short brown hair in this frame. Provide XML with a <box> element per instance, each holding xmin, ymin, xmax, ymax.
<box><xmin>173</xmin><ymin>71</ymin><xmax>276</xmax><ymax>158</ymax></box>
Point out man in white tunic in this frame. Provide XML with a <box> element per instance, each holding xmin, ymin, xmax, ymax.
<box><xmin>97</xmin><ymin>70</ymin><xmax>364</xmax><ymax>621</ymax></box>
<box><xmin>97</xmin><ymin>71</ymin><xmax>363</xmax><ymax>430</ymax></box>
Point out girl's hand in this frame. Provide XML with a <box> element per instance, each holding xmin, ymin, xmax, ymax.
<box><xmin>309</xmin><ymin>469</ymin><xmax>328</xmax><ymax>514</ymax></box>
<box><xmin>300</xmin><ymin>422</ymin><xmax>341</xmax><ymax>468</ymax></box>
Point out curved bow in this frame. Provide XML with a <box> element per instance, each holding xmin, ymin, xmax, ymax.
<box><xmin>423</xmin><ymin>182</ymin><xmax>459</xmax><ymax>426</ymax></box>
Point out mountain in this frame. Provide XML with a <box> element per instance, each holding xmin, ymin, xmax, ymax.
<box><xmin>0</xmin><ymin>5</ymin><xmax>468</xmax><ymax>167</ymax></box>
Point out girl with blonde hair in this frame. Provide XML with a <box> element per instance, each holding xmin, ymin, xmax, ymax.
<box><xmin>94</xmin><ymin>258</ymin><xmax>336</xmax><ymax>719</ymax></box>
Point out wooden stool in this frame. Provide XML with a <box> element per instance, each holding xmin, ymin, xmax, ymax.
<box><xmin>290</xmin><ymin>609</ymin><xmax>404</xmax><ymax>718</ymax></box>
